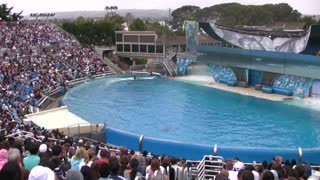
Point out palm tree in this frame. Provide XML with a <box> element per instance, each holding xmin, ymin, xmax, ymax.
<box><xmin>0</xmin><ymin>3</ymin><xmax>23</xmax><ymax>22</ymax></box>
<box><xmin>113</xmin><ymin>6</ymin><xmax>118</xmax><ymax>15</ymax></box>
<box><xmin>105</xmin><ymin>6</ymin><xmax>111</xmax><ymax>18</ymax></box>
<box><xmin>110</xmin><ymin>6</ymin><xmax>114</xmax><ymax>15</ymax></box>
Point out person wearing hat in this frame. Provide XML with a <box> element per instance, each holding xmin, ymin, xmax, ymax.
<box><xmin>95</xmin><ymin>149</ymin><xmax>110</xmax><ymax>165</ymax></box>
<box><xmin>0</xmin><ymin>149</ymin><xmax>8</xmax><ymax>171</ymax></box>
<box><xmin>28</xmin><ymin>165</ymin><xmax>55</xmax><ymax>180</ymax></box>
<box><xmin>66</xmin><ymin>168</ymin><xmax>84</xmax><ymax>180</ymax></box>
<box><xmin>39</xmin><ymin>144</ymin><xmax>48</xmax><ymax>154</ymax></box>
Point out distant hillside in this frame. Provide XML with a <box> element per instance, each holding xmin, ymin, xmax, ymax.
<box><xmin>24</xmin><ymin>9</ymin><xmax>169</xmax><ymax>20</ymax></box>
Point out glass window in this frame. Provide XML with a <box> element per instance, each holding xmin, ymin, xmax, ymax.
<box><xmin>140</xmin><ymin>45</ymin><xmax>147</xmax><ymax>53</ymax></box>
<box><xmin>148</xmin><ymin>45</ymin><xmax>155</xmax><ymax>53</ymax></box>
<box><xmin>156</xmin><ymin>45</ymin><xmax>163</xmax><ymax>53</ymax></box>
<box><xmin>124</xmin><ymin>35</ymin><xmax>139</xmax><ymax>42</ymax></box>
<box><xmin>116</xmin><ymin>44</ymin><xmax>123</xmax><ymax>52</ymax></box>
<box><xmin>132</xmin><ymin>44</ymin><xmax>139</xmax><ymax>52</ymax></box>
<box><xmin>124</xmin><ymin>44</ymin><xmax>131</xmax><ymax>52</ymax></box>
<box><xmin>140</xmin><ymin>35</ymin><xmax>155</xmax><ymax>43</ymax></box>
<box><xmin>116</xmin><ymin>33</ymin><xmax>123</xmax><ymax>42</ymax></box>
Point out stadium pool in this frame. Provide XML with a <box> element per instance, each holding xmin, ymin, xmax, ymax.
<box><xmin>63</xmin><ymin>75</ymin><xmax>320</xmax><ymax>161</ymax></box>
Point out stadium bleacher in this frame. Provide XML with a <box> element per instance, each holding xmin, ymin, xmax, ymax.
<box><xmin>0</xmin><ymin>21</ymin><xmax>320</xmax><ymax>180</ymax></box>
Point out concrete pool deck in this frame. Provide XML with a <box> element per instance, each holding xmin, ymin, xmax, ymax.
<box><xmin>175</xmin><ymin>75</ymin><xmax>294</xmax><ymax>101</ymax></box>
<box><xmin>25</xmin><ymin>106</ymin><xmax>104</xmax><ymax>136</ymax></box>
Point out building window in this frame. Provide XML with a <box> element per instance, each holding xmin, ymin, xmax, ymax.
<box><xmin>116</xmin><ymin>44</ymin><xmax>123</xmax><ymax>52</ymax></box>
<box><xmin>140</xmin><ymin>35</ymin><xmax>155</xmax><ymax>43</ymax></box>
<box><xmin>124</xmin><ymin>44</ymin><xmax>131</xmax><ymax>52</ymax></box>
<box><xmin>148</xmin><ymin>45</ymin><xmax>155</xmax><ymax>53</ymax></box>
<box><xmin>116</xmin><ymin>33</ymin><xmax>123</xmax><ymax>42</ymax></box>
<box><xmin>124</xmin><ymin>35</ymin><xmax>139</xmax><ymax>43</ymax></box>
<box><xmin>132</xmin><ymin>44</ymin><xmax>139</xmax><ymax>52</ymax></box>
<box><xmin>140</xmin><ymin>45</ymin><xmax>147</xmax><ymax>53</ymax></box>
<box><xmin>156</xmin><ymin>45</ymin><xmax>163</xmax><ymax>53</ymax></box>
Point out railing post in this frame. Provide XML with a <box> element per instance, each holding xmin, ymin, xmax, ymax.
<box><xmin>298</xmin><ymin>147</ymin><xmax>303</xmax><ymax>164</ymax></box>
<box><xmin>213</xmin><ymin>144</ymin><xmax>218</xmax><ymax>156</ymax></box>
<box><xmin>68</xmin><ymin>126</ymin><xmax>70</xmax><ymax>136</ymax></box>
<box><xmin>78</xmin><ymin>124</ymin><xmax>80</xmax><ymax>135</ymax></box>
<box><xmin>139</xmin><ymin>134</ymin><xmax>144</xmax><ymax>152</ymax></box>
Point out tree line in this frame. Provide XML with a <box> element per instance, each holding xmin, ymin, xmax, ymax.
<box><xmin>1</xmin><ymin>3</ymin><xmax>319</xmax><ymax>47</ymax></box>
<box><xmin>171</xmin><ymin>3</ymin><xmax>320</xmax><ymax>30</ymax></box>
<box><xmin>59</xmin><ymin>16</ymin><xmax>176</xmax><ymax>46</ymax></box>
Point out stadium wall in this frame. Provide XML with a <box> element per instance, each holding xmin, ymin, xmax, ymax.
<box><xmin>106</xmin><ymin>127</ymin><xmax>320</xmax><ymax>163</ymax></box>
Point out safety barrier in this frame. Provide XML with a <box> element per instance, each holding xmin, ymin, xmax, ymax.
<box><xmin>105</xmin><ymin>127</ymin><xmax>320</xmax><ymax>164</ymax></box>
<box><xmin>35</xmin><ymin>72</ymin><xmax>114</xmax><ymax>111</ymax></box>
<box><xmin>197</xmin><ymin>155</ymin><xmax>224</xmax><ymax>180</ymax></box>
<box><xmin>65</xmin><ymin>123</ymin><xmax>103</xmax><ymax>136</ymax></box>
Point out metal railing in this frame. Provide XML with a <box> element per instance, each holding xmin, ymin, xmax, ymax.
<box><xmin>130</xmin><ymin>64</ymin><xmax>147</xmax><ymax>71</ymax></box>
<box><xmin>161</xmin><ymin>47</ymin><xmax>178</xmax><ymax>76</ymax></box>
<box><xmin>65</xmin><ymin>123</ymin><xmax>104</xmax><ymax>137</ymax></box>
<box><xmin>35</xmin><ymin>71</ymin><xmax>114</xmax><ymax>111</ymax></box>
<box><xmin>186</xmin><ymin>160</ymin><xmax>201</xmax><ymax>180</ymax></box>
<box><xmin>197</xmin><ymin>155</ymin><xmax>224</xmax><ymax>180</ymax></box>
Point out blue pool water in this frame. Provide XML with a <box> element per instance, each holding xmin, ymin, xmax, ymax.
<box><xmin>63</xmin><ymin>76</ymin><xmax>320</xmax><ymax>149</ymax></box>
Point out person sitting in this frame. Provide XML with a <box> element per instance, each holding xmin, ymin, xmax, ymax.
<box><xmin>70</xmin><ymin>147</ymin><xmax>85</xmax><ymax>170</ymax></box>
<box><xmin>7</xmin><ymin>148</ymin><xmax>29</xmax><ymax>180</ymax></box>
<box><xmin>23</xmin><ymin>143</ymin><xmax>40</xmax><ymax>171</ymax></box>
<box><xmin>95</xmin><ymin>149</ymin><xmax>110</xmax><ymax>165</ymax></box>
<box><xmin>98</xmin><ymin>163</ymin><xmax>112</xmax><ymax>180</ymax></box>
<box><xmin>261</xmin><ymin>171</ymin><xmax>274</xmax><ymax>180</ymax></box>
<box><xmin>0</xmin><ymin>149</ymin><xmax>8</xmax><ymax>170</ymax></box>
<box><xmin>124</xmin><ymin>158</ymin><xmax>143</xmax><ymax>180</ymax></box>
<box><xmin>80</xmin><ymin>149</ymin><xmax>96</xmax><ymax>169</ymax></box>
<box><xmin>0</xmin><ymin>161</ymin><xmax>22</xmax><ymax>180</ymax></box>
<box><xmin>225</xmin><ymin>159</ymin><xmax>238</xmax><ymax>180</ymax></box>
<box><xmin>146</xmin><ymin>158</ymin><xmax>168</xmax><ymax>180</ymax></box>
<box><xmin>109</xmin><ymin>156</ymin><xmax>125</xmax><ymax>180</ymax></box>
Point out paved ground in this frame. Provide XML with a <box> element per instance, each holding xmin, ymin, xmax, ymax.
<box><xmin>175</xmin><ymin>75</ymin><xmax>293</xmax><ymax>101</ymax></box>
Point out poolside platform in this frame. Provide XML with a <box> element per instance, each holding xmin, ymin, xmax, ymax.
<box><xmin>175</xmin><ymin>75</ymin><xmax>293</xmax><ymax>101</ymax></box>
<box><xmin>25</xmin><ymin>106</ymin><xmax>104</xmax><ymax>136</ymax></box>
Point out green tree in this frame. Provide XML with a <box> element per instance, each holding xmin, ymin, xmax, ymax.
<box><xmin>145</xmin><ymin>21</ymin><xmax>172</xmax><ymax>35</ymax></box>
<box><xmin>125</xmin><ymin>13</ymin><xmax>134</xmax><ymax>27</ymax></box>
<box><xmin>61</xmin><ymin>17</ymin><xmax>124</xmax><ymax>46</ymax></box>
<box><xmin>301</xmin><ymin>16</ymin><xmax>318</xmax><ymax>28</ymax></box>
<box><xmin>174</xmin><ymin>3</ymin><xmax>303</xmax><ymax>27</ymax></box>
<box><xmin>171</xmin><ymin>5</ymin><xmax>200</xmax><ymax>29</ymax></box>
<box><xmin>0</xmin><ymin>3</ymin><xmax>23</xmax><ymax>21</ymax></box>
<box><xmin>129</xmin><ymin>18</ymin><xmax>147</xmax><ymax>31</ymax></box>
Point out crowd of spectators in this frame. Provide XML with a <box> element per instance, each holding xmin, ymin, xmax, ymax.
<box><xmin>0</xmin><ymin>135</ymin><xmax>319</xmax><ymax>180</ymax></box>
<box><xmin>0</xmin><ymin>21</ymin><xmax>318</xmax><ymax>180</ymax></box>
<box><xmin>0</xmin><ymin>134</ymin><xmax>188</xmax><ymax>180</ymax></box>
<box><xmin>0</xmin><ymin>21</ymin><xmax>109</xmax><ymax>129</ymax></box>
<box><xmin>215</xmin><ymin>156</ymin><xmax>319</xmax><ymax>180</ymax></box>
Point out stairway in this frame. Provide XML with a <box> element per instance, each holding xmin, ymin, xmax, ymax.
<box><xmin>162</xmin><ymin>47</ymin><xmax>178</xmax><ymax>76</ymax></box>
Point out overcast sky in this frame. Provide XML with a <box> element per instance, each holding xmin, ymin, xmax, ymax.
<box><xmin>4</xmin><ymin>0</ymin><xmax>320</xmax><ymax>15</ymax></box>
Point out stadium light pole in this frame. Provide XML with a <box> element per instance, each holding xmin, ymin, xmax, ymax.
<box><xmin>30</xmin><ymin>13</ymin><xmax>55</xmax><ymax>23</ymax></box>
